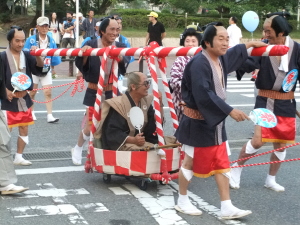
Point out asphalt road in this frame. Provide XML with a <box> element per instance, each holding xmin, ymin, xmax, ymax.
<box><xmin>1</xmin><ymin>68</ymin><xmax>300</xmax><ymax>225</ymax></box>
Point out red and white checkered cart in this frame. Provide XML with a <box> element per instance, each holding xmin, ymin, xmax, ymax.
<box><xmin>83</xmin><ymin>43</ymin><xmax>184</xmax><ymax>190</ymax></box>
<box><xmin>30</xmin><ymin>43</ymin><xmax>289</xmax><ymax>190</ymax></box>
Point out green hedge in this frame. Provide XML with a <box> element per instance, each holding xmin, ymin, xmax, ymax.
<box><xmin>111</xmin><ymin>9</ymin><xmax>299</xmax><ymax>33</ymax></box>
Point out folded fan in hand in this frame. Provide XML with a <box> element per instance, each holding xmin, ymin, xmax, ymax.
<box><xmin>11</xmin><ymin>72</ymin><xmax>31</xmax><ymax>93</ymax></box>
<box><xmin>249</xmin><ymin>108</ymin><xmax>277</xmax><ymax>128</ymax></box>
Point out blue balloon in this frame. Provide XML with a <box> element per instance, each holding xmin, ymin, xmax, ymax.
<box><xmin>242</xmin><ymin>11</ymin><xmax>259</xmax><ymax>32</ymax></box>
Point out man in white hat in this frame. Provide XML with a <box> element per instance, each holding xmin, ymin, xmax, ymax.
<box><xmin>145</xmin><ymin>11</ymin><xmax>166</xmax><ymax>46</ymax></box>
<box><xmin>24</xmin><ymin>16</ymin><xmax>61</xmax><ymax>123</ymax></box>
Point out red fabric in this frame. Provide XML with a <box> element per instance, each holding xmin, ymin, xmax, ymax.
<box><xmin>115</xmin><ymin>166</ymin><xmax>130</xmax><ymax>176</ymax></box>
<box><xmin>130</xmin><ymin>151</ymin><xmax>147</xmax><ymax>173</ymax></box>
<box><xmin>161</xmin><ymin>148</ymin><xmax>173</xmax><ymax>172</ymax></box>
<box><xmin>103</xmin><ymin>150</ymin><xmax>117</xmax><ymax>166</ymax></box>
<box><xmin>6</xmin><ymin>108</ymin><xmax>34</xmax><ymax>128</ymax></box>
<box><xmin>262</xmin><ymin>115</ymin><xmax>295</xmax><ymax>143</ymax></box>
<box><xmin>193</xmin><ymin>142</ymin><xmax>230</xmax><ymax>178</ymax></box>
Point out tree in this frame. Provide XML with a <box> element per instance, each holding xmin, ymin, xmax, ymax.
<box><xmin>0</xmin><ymin>0</ymin><xmax>10</xmax><ymax>13</ymax></box>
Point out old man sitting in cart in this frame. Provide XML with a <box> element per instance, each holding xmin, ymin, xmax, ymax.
<box><xmin>95</xmin><ymin>71</ymin><xmax>166</xmax><ymax>151</ymax></box>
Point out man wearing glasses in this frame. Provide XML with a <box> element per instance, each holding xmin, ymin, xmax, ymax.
<box><xmin>24</xmin><ymin>17</ymin><xmax>61</xmax><ymax>123</ymax></box>
<box><xmin>96</xmin><ymin>71</ymin><xmax>163</xmax><ymax>151</ymax></box>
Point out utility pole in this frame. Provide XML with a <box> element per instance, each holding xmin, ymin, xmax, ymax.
<box><xmin>298</xmin><ymin>0</ymin><xmax>300</xmax><ymax>30</ymax></box>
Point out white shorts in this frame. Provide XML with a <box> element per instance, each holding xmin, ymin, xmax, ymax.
<box><xmin>182</xmin><ymin>144</ymin><xmax>194</xmax><ymax>158</ymax></box>
<box><xmin>32</xmin><ymin>71</ymin><xmax>52</xmax><ymax>86</ymax></box>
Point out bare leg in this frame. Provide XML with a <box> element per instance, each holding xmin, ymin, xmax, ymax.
<box><xmin>264</xmin><ymin>142</ymin><xmax>286</xmax><ymax>192</ymax></box>
<box><xmin>14</xmin><ymin>126</ymin><xmax>32</xmax><ymax>166</ymax></box>
<box><xmin>16</xmin><ymin>126</ymin><xmax>28</xmax><ymax>154</ymax></box>
<box><xmin>178</xmin><ymin>154</ymin><xmax>193</xmax><ymax>195</ymax></box>
<box><xmin>175</xmin><ymin>152</ymin><xmax>202</xmax><ymax>215</ymax></box>
<box><xmin>229</xmin><ymin>125</ymin><xmax>264</xmax><ymax>189</ymax></box>
<box><xmin>43</xmin><ymin>84</ymin><xmax>59</xmax><ymax>123</ymax></box>
<box><xmin>77</xmin><ymin>108</ymin><xmax>91</xmax><ymax>147</ymax></box>
<box><xmin>72</xmin><ymin>108</ymin><xmax>90</xmax><ymax>165</ymax></box>
<box><xmin>237</xmin><ymin>125</ymin><xmax>265</xmax><ymax>166</ymax></box>
<box><xmin>269</xmin><ymin>142</ymin><xmax>286</xmax><ymax>175</ymax></box>
<box><xmin>43</xmin><ymin>85</ymin><xmax>52</xmax><ymax>114</ymax></box>
<box><xmin>215</xmin><ymin>173</ymin><xmax>230</xmax><ymax>201</ymax></box>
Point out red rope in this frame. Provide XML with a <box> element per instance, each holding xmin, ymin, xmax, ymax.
<box><xmin>231</xmin><ymin>157</ymin><xmax>300</xmax><ymax>168</ymax></box>
<box><xmin>230</xmin><ymin>142</ymin><xmax>300</xmax><ymax>164</ymax></box>
<box><xmin>31</xmin><ymin>79</ymin><xmax>85</xmax><ymax>104</ymax></box>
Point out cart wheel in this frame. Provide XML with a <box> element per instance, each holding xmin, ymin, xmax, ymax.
<box><xmin>159</xmin><ymin>180</ymin><xmax>166</xmax><ymax>185</ymax></box>
<box><xmin>138</xmin><ymin>179</ymin><xmax>148</xmax><ymax>191</ymax></box>
<box><xmin>103</xmin><ymin>174</ymin><xmax>111</xmax><ymax>184</ymax></box>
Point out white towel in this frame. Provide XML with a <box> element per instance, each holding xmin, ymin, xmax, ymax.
<box><xmin>278</xmin><ymin>36</ymin><xmax>290</xmax><ymax>72</ymax></box>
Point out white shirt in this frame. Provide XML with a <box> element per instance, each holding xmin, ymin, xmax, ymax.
<box><xmin>227</xmin><ymin>24</ymin><xmax>242</xmax><ymax>47</ymax></box>
<box><xmin>39</xmin><ymin>35</ymin><xmax>48</xmax><ymax>49</ymax></box>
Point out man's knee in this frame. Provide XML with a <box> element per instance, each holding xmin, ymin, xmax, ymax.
<box><xmin>19</xmin><ymin>126</ymin><xmax>28</xmax><ymax>136</ymax></box>
<box><xmin>182</xmin><ymin>155</ymin><xmax>193</xmax><ymax>170</ymax></box>
<box><xmin>245</xmin><ymin>140</ymin><xmax>261</xmax><ymax>154</ymax></box>
<box><xmin>43</xmin><ymin>89</ymin><xmax>52</xmax><ymax>98</ymax></box>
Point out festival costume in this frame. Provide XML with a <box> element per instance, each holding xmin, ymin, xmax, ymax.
<box><xmin>236</xmin><ymin>36</ymin><xmax>299</xmax><ymax>143</ymax></box>
<box><xmin>175</xmin><ymin>44</ymin><xmax>249</xmax><ymax>177</ymax></box>
<box><xmin>96</xmin><ymin>92</ymin><xmax>158</xmax><ymax>150</ymax></box>
<box><xmin>75</xmin><ymin>39</ymin><xmax>129</xmax><ymax>107</ymax></box>
<box><xmin>169</xmin><ymin>56</ymin><xmax>193</xmax><ymax>122</ymax></box>
<box><xmin>0</xmin><ymin>49</ymin><xmax>42</xmax><ymax>127</ymax></box>
<box><xmin>72</xmin><ymin>39</ymin><xmax>129</xmax><ymax>164</ymax></box>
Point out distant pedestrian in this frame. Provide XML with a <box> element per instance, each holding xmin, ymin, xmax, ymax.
<box><xmin>145</xmin><ymin>11</ymin><xmax>166</xmax><ymax>46</ymax></box>
<box><xmin>227</xmin><ymin>16</ymin><xmax>242</xmax><ymax>47</ymax></box>
<box><xmin>82</xmin><ymin>10</ymin><xmax>97</xmax><ymax>39</ymax></box>
<box><xmin>61</xmin><ymin>16</ymin><xmax>75</xmax><ymax>51</ymax></box>
<box><xmin>49</xmin><ymin>12</ymin><xmax>61</xmax><ymax>47</ymax></box>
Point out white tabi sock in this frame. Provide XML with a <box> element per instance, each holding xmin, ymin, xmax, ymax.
<box><xmin>266</xmin><ymin>174</ymin><xmax>276</xmax><ymax>184</ymax></box>
<box><xmin>73</xmin><ymin>145</ymin><xmax>83</xmax><ymax>159</ymax></box>
<box><xmin>15</xmin><ymin>153</ymin><xmax>23</xmax><ymax>160</ymax></box>
<box><xmin>178</xmin><ymin>193</ymin><xmax>190</xmax><ymax>204</ymax></box>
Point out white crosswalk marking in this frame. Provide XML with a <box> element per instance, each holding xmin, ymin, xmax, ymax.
<box><xmin>226</xmin><ymin>78</ymin><xmax>300</xmax><ymax>102</ymax></box>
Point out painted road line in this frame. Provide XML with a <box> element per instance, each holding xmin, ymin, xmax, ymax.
<box><xmin>241</xmin><ymin>94</ymin><xmax>255</xmax><ymax>98</ymax></box>
<box><xmin>5</xmin><ymin>183</ymin><xmax>109</xmax><ymax>225</ymax></box>
<box><xmin>227</xmin><ymin>85</ymin><xmax>255</xmax><ymax>88</ymax></box>
<box><xmin>227</xmin><ymin>89</ymin><xmax>254</xmax><ymax>92</ymax></box>
<box><xmin>123</xmin><ymin>183</ymin><xmax>188</xmax><ymax>225</ymax></box>
<box><xmin>33</xmin><ymin>109</ymin><xmax>86</xmax><ymax>114</ymax></box>
<box><xmin>108</xmin><ymin>187</ymin><xmax>131</xmax><ymax>195</ymax></box>
<box><xmin>168</xmin><ymin>181</ymin><xmax>246</xmax><ymax>225</ymax></box>
<box><xmin>231</xmin><ymin>104</ymin><xmax>254</xmax><ymax>107</ymax></box>
<box><xmin>2</xmin><ymin>187</ymin><xmax>89</xmax><ymax>199</ymax></box>
<box><xmin>16</xmin><ymin>166</ymin><xmax>85</xmax><ymax>175</ymax></box>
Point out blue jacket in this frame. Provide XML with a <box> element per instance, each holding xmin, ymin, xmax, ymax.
<box><xmin>23</xmin><ymin>33</ymin><xmax>61</xmax><ymax>67</ymax></box>
<box><xmin>119</xmin><ymin>34</ymin><xmax>134</xmax><ymax>64</ymax></box>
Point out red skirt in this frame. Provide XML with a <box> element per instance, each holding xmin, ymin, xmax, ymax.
<box><xmin>193</xmin><ymin>142</ymin><xmax>230</xmax><ymax>178</ymax></box>
<box><xmin>261</xmin><ymin>115</ymin><xmax>295</xmax><ymax>143</ymax></box>
<box><xmin>6</xmin><ymin>108</ymin><xmax>34</xmax><ymax>128</ymax></box>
